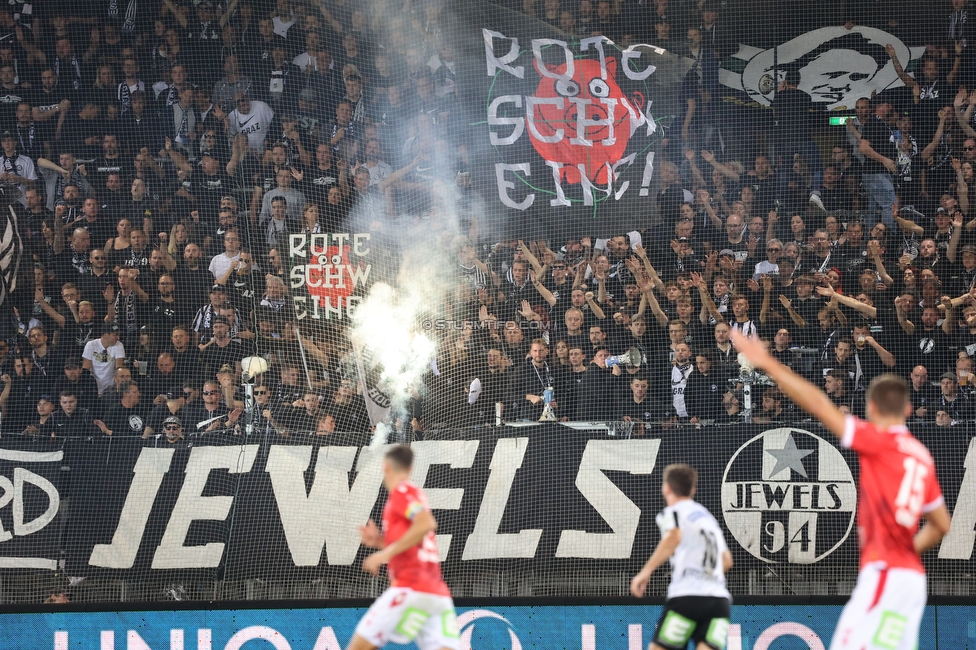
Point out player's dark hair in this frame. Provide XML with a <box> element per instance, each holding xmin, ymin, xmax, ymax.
<box><xmin>385</xmin><ymin>444</ymin><xmax>414</xmax><ymax>471</ymax></box>
<box><xmin>663</xmin><ymin>464</ymin><xmax>697</xmax><ymax>497</ymax></box>
<box><xmin>866</xmin><ymin>373</ymin><xmax>909</xmax><ymax>417</ymax></box>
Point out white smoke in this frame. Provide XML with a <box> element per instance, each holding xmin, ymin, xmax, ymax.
<box><xmin>348</xmin><ymin>278</ymin><xmax>438</xmax><ymax>442</ymax></box>
<box><xmin>346</xmin><ymin>167</ymin><xmax>480</xmax><ymax>447</ymax></box>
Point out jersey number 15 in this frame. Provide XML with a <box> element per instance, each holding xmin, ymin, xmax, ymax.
<box><xmin>895</xmin><ymin>457</ymin><xmax>928</xmax><ymax>528</ymax></box>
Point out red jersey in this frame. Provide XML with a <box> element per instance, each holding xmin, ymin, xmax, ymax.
<box><xmin>842</xmin><ymin>416</ymin><xmax>945</xmax><ymax>572</ymax></box>
<box><xmin>381</xmin><ymin>480</ymin><xmax>451</xmax><ymax>596</ymax></box>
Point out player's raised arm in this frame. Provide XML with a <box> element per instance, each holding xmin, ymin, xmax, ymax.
<box><xmin>731</xmin><ymin>330</ymin><xmax>847</xmax><ymax>438</ymax></box>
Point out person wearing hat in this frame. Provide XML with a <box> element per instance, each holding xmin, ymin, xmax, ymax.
<box><xmin>191</xmin><ymin>284</ymin><xmax>232</xmax><ymax>345</ymax></box>
<box><xmin>82</xmin><ymin>323</ymin><xmax>126</xmax><ymax>395</ymax></box>
<box><xmin>53</xmin><ymin>358</ymin><xmax>99</xmax><ymax>411</ymax></box>
<box><xmin>22</xmin><ymin>393</ymin><xmax>57</xmax><ymax>436</ymax></box>
<box><xmin>161</xmin><ymin>415</ymin><xmax>185</xmax><ymax>443</ymax></box>
<box><xmin>699</xmin><ymin>2</ymin><xmax>729</xmax><ymax>57</ymax></box>
<box><xmin>774</xmin><ymin>253</ymin><xmax>796</xmax><ymax>286</ymax></box>
<box><xmin>147</xmin><ymin>391</ymin><xmax>187</xmax><ymax>438</ymax></box>
<box><xmin>0</xmin><ymin>127</ymin><xmax>35</xmax><ymax>204</ymax></box>
<box><xmin>953</xmin><ymin>243</ymin><xmax>976</xmax><ymax>295</ymax></box>
<box><xmin>938</xmin><ymin>371</ymin><xmax>973</xmax><ymax>422</ymax></box>
<box><xmin>200</xmin><ymin>316</ymin><xmax>246</xmax><ymax>377</ymax></box>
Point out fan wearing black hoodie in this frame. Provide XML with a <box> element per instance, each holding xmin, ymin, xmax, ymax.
<box><xmin>685</xmin><ymin>350</ymin><xmax>728</xmax><ymax>423</ymax></box>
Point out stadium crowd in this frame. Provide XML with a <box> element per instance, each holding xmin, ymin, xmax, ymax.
<box><xmin>0</xmin><ymin>0</ymin><xmax>975</xmax><ymax>438</ymax></box>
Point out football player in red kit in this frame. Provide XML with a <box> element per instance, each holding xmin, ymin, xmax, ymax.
<box><xmin>347</xmin><ymin>445</ymin><xmax>459</xmax><ymax>650</ymax></box>
<box><xmin>731</xmin><ymin>331</ymin><xmax>951</xmax><ymax>650</ymax></box>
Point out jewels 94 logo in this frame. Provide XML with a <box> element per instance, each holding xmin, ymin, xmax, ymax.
<box><xmin>722</xmin><ymin>428</ymin><xmax>856</xmax><ymax>564</ymax></box>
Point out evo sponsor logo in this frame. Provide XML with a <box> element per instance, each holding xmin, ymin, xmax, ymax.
<box><xmin>722</xmin><ymin>428</ymin><xmax>856</xmax><ymax>564</ymax></box>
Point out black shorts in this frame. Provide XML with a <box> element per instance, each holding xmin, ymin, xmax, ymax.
<box><xmin>652</xmin><ymin>596</ymin><xmax>731</xmax><ymax>650</ymax></box>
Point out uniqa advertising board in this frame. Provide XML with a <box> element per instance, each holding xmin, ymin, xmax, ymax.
<box><xmin>2</xmin><ymin>603</ymin><xmax>975</xmax><ymax>649</ymax></box>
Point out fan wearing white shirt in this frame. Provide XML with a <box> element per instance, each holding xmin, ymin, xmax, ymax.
<box><xmin>209</xmin><ymin>230</ymin><xmax>242</xmax><ymax>280</ymax></box>
<box><xmin>753</xmin><ymin>238</ymin><xmax>782</xmax><ymax>280</ymax></box>
<box><xmin>82</xmin><ymin>324</ymin><xmax>126</xmax><ymax>394</ymax></box>
<box><xmin>227</xmin><ymin>94</ymin><xmax>274</xmax><ymax>152</ymax></box>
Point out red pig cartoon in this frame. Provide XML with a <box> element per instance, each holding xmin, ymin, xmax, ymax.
<box><xmin>305</xmin><ymin>243</ymin><xmax>356</xmax><ymax>309</ymax></box>
<box><xmin>528</xmin><ymin>57</ymin><xmax>644</xmax><ymax>185</ymax></box>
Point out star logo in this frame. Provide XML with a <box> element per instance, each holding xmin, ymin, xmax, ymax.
<box><xmin>765</xmin><ymin>433</ymin><xmax>814</xmax><ymax>478</ymax></box>
<box><xmin>722</xmin><ymin>428</ymin><xmax>856</xmax><ymax>564</ymax></box>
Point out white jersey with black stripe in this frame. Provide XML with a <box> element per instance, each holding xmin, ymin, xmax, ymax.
<box><xmin>658</xmin><ymin>499</ymin><xmax>732</xmax><ymax>601</ymax></box>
